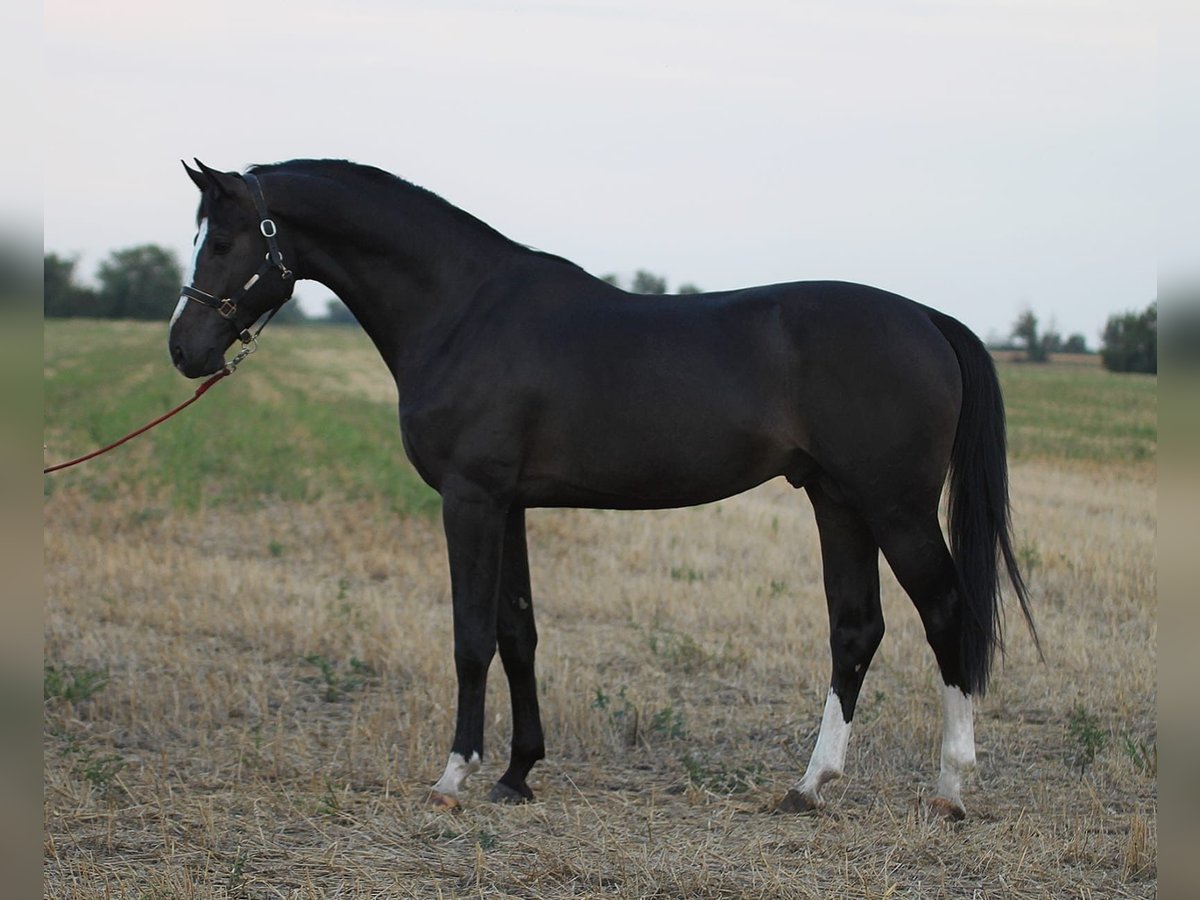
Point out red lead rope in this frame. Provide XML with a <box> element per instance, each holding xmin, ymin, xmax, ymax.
<box><xmin>43</xmin><ymin>368</ymin><xmax>232</xmax><ymax>474</ymax></box>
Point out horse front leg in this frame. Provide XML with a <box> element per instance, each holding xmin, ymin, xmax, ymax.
<box><xmin>428</xmin><ymin>489</ymin><xmax>508</xmax><ymax>810</ymax></box>
<box><xmin>488</xmin><ymin>506</ymin><xmax>546</xmax><ymax>804</ymax></box>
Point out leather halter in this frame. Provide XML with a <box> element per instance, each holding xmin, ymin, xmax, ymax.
<box><xmin>178</xmin><ymin>171</ymin><xmax>294</xmax><ymax>341</ymax></box>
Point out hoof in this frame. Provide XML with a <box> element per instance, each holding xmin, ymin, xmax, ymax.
<box><xmin>927</xmin><ymin>797</ymin><xmax>966</xmax><ymax>821</ymax></box>
<box><xmin>775</xmin><ymin>788</ymin><xmax>821</xmax><ymax>815</ymax></box>
<box><xmin>488</xmin><ymin>781</ymin><xmax>534</xmax><ymax>805</ymax></box>
<box><xmin>427</xmin><ymin>790</ymin><xmax>462</xmax><ymax>812</ymax></box>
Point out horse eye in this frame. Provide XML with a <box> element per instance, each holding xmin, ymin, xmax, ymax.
<box><xmin>211</xmin><ymin>239</ymin><xmax>233</xmax><ymax>256</ymax></box>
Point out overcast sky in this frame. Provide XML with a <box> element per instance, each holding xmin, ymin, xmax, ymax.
<box><xmin>44</xmin><ymin>0</ymin><xmax>1155</xmax><ymax>344</ymax></box>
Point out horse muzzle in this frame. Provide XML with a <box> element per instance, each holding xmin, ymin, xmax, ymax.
<box><xmin>169</xmin><ymin>314</ymin><xmax>236</xmax><ymax>378</ymax></box>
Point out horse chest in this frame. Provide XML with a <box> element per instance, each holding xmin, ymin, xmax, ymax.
<box><xmin>399</xmin><ymin>396</ymin><xmax>525</xmax><ymax>495</ymax></box>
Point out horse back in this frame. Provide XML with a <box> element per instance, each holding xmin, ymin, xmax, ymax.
<box><xmin>401</xmin><ymin>273</ymin><xmax>962</xmax><ymax>508</ymax></box>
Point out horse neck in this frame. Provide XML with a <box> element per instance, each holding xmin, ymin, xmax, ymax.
<box><xmin>273</xmin><ymin>169</ymin><xmax>518</xmax><ymax>379</ymax></box>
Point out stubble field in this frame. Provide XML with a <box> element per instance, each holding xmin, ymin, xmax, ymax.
<box><xmin>44</xmin><ymin>320</ymin><xmax>1157</xmax><ymax>898</ymax></box>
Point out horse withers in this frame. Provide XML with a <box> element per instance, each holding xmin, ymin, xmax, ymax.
<box><xmin>167</xmin><ymin>159</ymin><xmax>1037</xmax><ymax>819</ymax></box>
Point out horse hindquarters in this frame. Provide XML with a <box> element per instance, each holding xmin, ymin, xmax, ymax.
<box><xmin>782</xmin><ymin>302</ymin><xmax>1032</xmax><ymax>820</ymax></box>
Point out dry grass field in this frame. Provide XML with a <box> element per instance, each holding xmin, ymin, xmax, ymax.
<box><xmin>44</xmin><ymin>321</ymin><xmax>1157</xmax><ymax>898</ymax></box>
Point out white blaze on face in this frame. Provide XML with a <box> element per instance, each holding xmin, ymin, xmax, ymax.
<box><xmin>170</xmin><ymin>217</ymin><xmax>208</xmax><ymax>330</ymax></box>
<box><xmin>935</xmin><ymin>684</ymin><xmax>976</xmax><ymax>809</ymax></box>
<box><xmin>432</xmin><ymin>751</ymin><xmax>481</xmax><ymax>798</ymax></box>
<box><xmin>796</xmin><ymin>689</ymin><xmax>852</xmax><ymax>801</ymax></box>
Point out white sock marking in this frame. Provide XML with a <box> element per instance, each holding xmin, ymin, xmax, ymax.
<box><xmin>935</xmin><ymin>684</ymin><xmax>976</xmax><ymax>810</ymax></box>
<box><xmin>170</xmin><ymin>217</ymin><xmax>208</xmax><ymax>330</ymax></box>
<box><xmin>796</xmin><ymin>689</ymin><xmax>851</xmax><ymax>802</ymax></box>
<box><xmin>432</xmin><ymin>751</ymin><xmax>481</xmax><ymax>798</ymax></box>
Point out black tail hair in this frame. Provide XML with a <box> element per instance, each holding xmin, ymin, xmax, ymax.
<box><xmin>926</xmin><ymin>308</ymin><xmax>1041</xmax><ymax>695</ymax></box>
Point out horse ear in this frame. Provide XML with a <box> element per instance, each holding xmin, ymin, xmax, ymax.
<box><xmin>182</xmin><ymin>160</ymin><xmax>207</xmax><ymax>192</ymax></box>
<box><xmin>192</xmin><ymin>159</ymin><xmax>243</xmax><ymax>197</ymax></box>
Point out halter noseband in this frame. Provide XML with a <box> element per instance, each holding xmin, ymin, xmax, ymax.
<box><xmin>179</xmin><ymin>171</ymin><xmax>294</xmax><ymax>341</ymax></box>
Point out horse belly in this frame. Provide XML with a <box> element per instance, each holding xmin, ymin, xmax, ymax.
<box><xmin>517</xmin><ymin>404</ymin><xmax>795</xmax><ymax>510</ymax></box>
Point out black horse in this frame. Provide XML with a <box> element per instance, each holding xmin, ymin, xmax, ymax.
<box><xmin>169</xmin><ymin>159</ymin><xmax>1036</xmax><ymax>819</ymax></box>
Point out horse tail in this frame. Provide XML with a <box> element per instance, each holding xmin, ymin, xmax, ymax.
<box><xmin>925</xmin><ymin>307</ymin><xmax>1040</xmax><ymax>695</ymax></box>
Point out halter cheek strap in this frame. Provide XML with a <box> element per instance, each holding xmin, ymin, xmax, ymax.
<box><xmin>244</xmin><ymin>171</ymin><xmax>292</xmax><ymax>280</ymax></box>
<box><xmin>178</xmin><ymin>171</ymin><xmax>295</xmax><ymax>338</ymax></box>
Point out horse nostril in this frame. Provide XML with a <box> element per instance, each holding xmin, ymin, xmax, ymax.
<box><xmin>171</xmin><ymin>344</ymin><xmax>185</xmax><ymax>366</ymax></box>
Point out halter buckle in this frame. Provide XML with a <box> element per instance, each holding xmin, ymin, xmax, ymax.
<box><xmin>217</xmin><ymin>298</ymin><xmax>237</xmax><ymax>319</ymax></box>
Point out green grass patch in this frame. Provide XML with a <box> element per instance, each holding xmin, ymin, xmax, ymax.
<box><xmin>44</xmin><ymin>662</ymin><xmax>110</xmax><ymax>703</ymax></box>
<box><xmin>44</xmin><ymin>320</ymin><xmax>438</xmax><ymax>514</ymax></box>
<box><xmin>996</xmin><ymin>361</ymin><xmax>1156</xmax><ymax>466</ymax></box>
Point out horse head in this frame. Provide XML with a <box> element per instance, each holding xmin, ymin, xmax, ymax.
<box><xmin>168</xmin><ymin>160</ymin><xmax>294</xmax><ymax>377</ymax></box>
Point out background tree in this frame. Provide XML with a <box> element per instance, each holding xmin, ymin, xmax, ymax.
<box><xmin>44</xmin><ymin>253</ymin><xmax>101</xmax><ymax>317</ymax></box>
<box><xmin>1062</xmin><ymin>333</ymin><xmax>1089</xmax><ymax>354</ymax></box>
<box><xmin>630</xmin><ymin>270</ymin><xmax>667</xmax><ymax>294</ymax></box>
<box><xmin>1041</xmin><ymin>323</ymin><xmax>1063</xmax><ymax>355</ymax></box>
<box><xmin>323</xmin><ymin>297</ymin><xmax>358</xmax><ymax>325</ymax></box>
<box><xmin>96</xmin><ymin>244</ymin><xmax>183</xmax><ymax>320</ymax></box>
<box><xmin>270</xmin><ymin>297</ymin><xmax>309</xmax><ymax>325</ymax></box>
<box><xmin>596</xmin><ymin>271</ymin><xmax>701</xmax><ymax>294</ymax></box>
<box><xmin>1011</xmin><ymin>308</ymin><xmax>1047</xmax><ymax>362</ymax></box>
<box><xmin>1101</xmin><ymin>301</ymin><xmax>1156</xmax><ymax>374</ymax></box>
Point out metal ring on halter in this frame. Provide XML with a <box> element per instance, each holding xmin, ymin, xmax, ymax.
<box><xmin>225</xmin><ymin>333</ymin><xmax>258</xmax><ymax>372</ymax></box>
<box><xmin>260</xmin><ymin>219</ymin><xmax>278</xmax><ymax>238</ymax></box>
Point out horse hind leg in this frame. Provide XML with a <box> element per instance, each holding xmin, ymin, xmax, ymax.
<box><xmin>778</xmin><ymin>484</ymin><xmax>883</xmax><ymax>814</ymax></box>
<box><xmin>872</xmin><ymin>511</ymin><xmax>977</xmax><ymax>820</ymax></box>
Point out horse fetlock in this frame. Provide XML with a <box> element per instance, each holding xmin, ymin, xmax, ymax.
<box><xmin>937</xmin><ymin>683</ymin><xmax>976</xmax><ymax>807</ymax></box>
<box><xmin>805</xmin><ymin>763</ymin><xmax>842</xmax><ymax>793</ymax></box>
<box><xmin>432</xmin><ymin>750</ymin><xmax>481</xmax><ymax>799</ymax></box>
<box><xmin>942</xmin><ymin>746</ymin><xmax>976</xmax><ymax>775</ymax></box>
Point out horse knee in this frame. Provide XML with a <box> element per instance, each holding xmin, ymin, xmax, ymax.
<box><xmin>497</xmin><ymin>625</ymin><xmax>537</xmax><ymax>663</ymax></box>
<box><xmin>454</xmin><ymin>637</ymin><xmax>497</xmax><ymax>682</ymax></box>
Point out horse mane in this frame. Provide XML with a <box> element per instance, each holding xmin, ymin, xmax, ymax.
<box><xmin>249</xmin><ymin>159</ymin><xmax>581</xmax><ymax>269</ymax></box>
